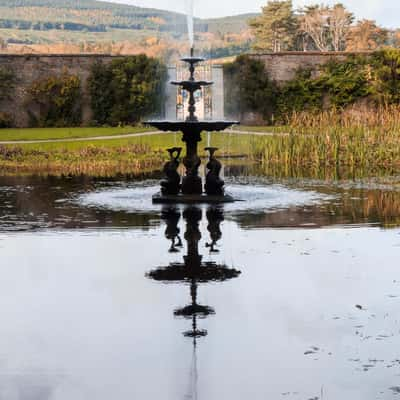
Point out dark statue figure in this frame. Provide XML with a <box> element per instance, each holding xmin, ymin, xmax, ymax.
<box><xmin>161</xmin><ymin>147</ymin><xmax>182</xmax><ymax>195</ymax></box>
<box><xmin>206</xmin><ymin>207</ymin><xmax>224</xmax><ymax>253</ymax></box>
<box><xmin>204</xmin><ymin>147</ymin><xmax>224</xmax><ymax>196</ymax></box>
<box><xmin>162</xmin><ymin>207</ymin><xmax>182</xmax><ymax>253</ymax></box>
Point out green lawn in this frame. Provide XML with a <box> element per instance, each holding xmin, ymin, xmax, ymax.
<box><xmin>0</xmin><ymin>131</ymin><xmax>257</xmax><ymax>176</ymax></box>
<box><xmin>0</xmin><ymin>125</ymin><xmax>289</xmax><ymax>142</ymax></box>
<box><xmin>0</xmin><ymin>126</ymin><xmax>153</xmax><ymax>141</ymax></box>
<box><xmin>231</xmin><ymin>125</ymin><xmax>289</xmax><ymax>133</ymax></box>
<box><xmin>12</xmin><ymin>131</ymin><xmax>255</xmax><ymax>155</ymax></box>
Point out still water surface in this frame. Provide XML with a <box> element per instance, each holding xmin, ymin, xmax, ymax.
<box><xmin>0</xmin><ymin>173</ymin><xmax>400</xmax><ymax>399</ymax></box>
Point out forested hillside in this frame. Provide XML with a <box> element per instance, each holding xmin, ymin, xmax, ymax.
<box><xmin>0</xmin><ymin>0</ymin><xmax>253</xmax><ymax>60</ymax></box>
<box><xmin>0</xmin><ymin>0</ymin><xmax>187</xmax><ymax>32</ymax></box>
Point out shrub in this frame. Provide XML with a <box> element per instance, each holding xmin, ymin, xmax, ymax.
<box><xmin>226</xmin><ymin>49</ymin><xmax>400</xmax><ymax>124</ymax></box>
<box><xmin>371</xmin><ymin>49</ymin><xmax>400</xmax><ymax>104</ymax></box>
<box><xmin>276</xmin><ymin>68</ymin><xmax>323</xmax><ymax>119</ymax></box>
<box><xmin>27</xmin><ymin>72</ymin><xmax>82</xmax><ymax>127</ymax></box>
<box><xmin>223</xmin><ymin>55</ymin><xmax>277</xmax><ymax>122</ymax></box>
<box><xmin>317</xmin><ymin>56</ymin><xmax>372</xmax><ymax>108</ymax></box>
<box><xmin>0</xmin><ymin>67</ymin><xmax>15</xmax><ymax>101</ymax></box>
<box><xmin>89</xmin><ymin>55</ymin><xmax>167</xmax><ymax>126</ymax></box>
<box><xmin>0</xmin><ymin>112</ymin><xmax>13</xmax><ymax>128</ymax></box>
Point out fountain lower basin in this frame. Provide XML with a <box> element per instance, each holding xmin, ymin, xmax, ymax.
<box><xmin>147</xmin><ymin>120</ymin><xmax>239</xmax><ymax>133</ymax></box>
<box><xmin>152</xmin><ymin>192</ymin><xmax>236</xmax><ymax>204</ymax></box>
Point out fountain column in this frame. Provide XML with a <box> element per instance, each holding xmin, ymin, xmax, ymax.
<box><xmin>182</xmin><ymin>127</ymin><xmax>202</xmax><ymax>195</ymax></box>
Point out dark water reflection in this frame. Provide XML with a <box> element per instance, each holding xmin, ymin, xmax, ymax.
<box><xmin>1</xmin><ymin>174</ymin><xmax>400</xmax><ymax>231</ymax></box>
<box><xmin>1</xmin><ymin>172</ymin><xmax>400</xmax><ymax>398</ymax></box>
<box><xmin>148</xmin><ymin>206</ymin><xmax>241</xmax><ymax>341</ymax></box>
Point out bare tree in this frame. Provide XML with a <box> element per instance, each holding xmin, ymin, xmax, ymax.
<box><xmin>299</xmin><ymin>4</ymin><xmax>354</xmax><ymax>52</ymax></box>
<box><xmin>299</xmin><ymin>5</ymin><xmax>331</xmax><ymax>51</ymax></box>
<box><xmin>328</xmin><ymin>4</ymin><xmax>354</xmax><ymax>51</ymax></box>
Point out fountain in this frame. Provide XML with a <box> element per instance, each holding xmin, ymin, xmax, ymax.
<box><xmin>147</xmin><ymin>206</ymin><xmax>241</xmax><ymax>399</ymax></box>
<box><xmin>147</xmin><ymin>48</ymin><xmax>239</xmax><ymax>204</ymax></box>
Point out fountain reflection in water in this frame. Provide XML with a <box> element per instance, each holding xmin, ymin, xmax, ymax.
<box><xmin>147</xmin><ymin>206</ymin><xmax>241</xmax><ymax>399</ymax></box>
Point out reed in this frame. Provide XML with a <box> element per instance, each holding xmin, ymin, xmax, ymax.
<box><xmin>252</xmin><ymin>106</ymin><xmax>400</xmax><ymax>179</ymax></box>
<box><xmin>287</xmin><ymin>105</ymin><xmax>400</xmax><ymax>132</ymax></box>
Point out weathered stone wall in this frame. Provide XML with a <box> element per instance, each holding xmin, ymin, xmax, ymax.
<box><xmin>250</xmin><ymin>51</ymin><xmax>371</xmax><ymax>84</ymax></box>
<box><xmin>0</xmin><ymin>52</ymin><xmax>372</xmax><ymax>127</ymax></box>
<box><xmin>0</xmin><ymin>54</ymin><xmax>119</xmax><ymax>127</ymax></box>
<box><xmin>239</xmin><ymin>51</ymin><xmax>372</xmax><ymax>124</ymax></box>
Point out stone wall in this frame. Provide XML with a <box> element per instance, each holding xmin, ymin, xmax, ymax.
<box><xmin>0</xmin><ymin>54</ymin><xmax>118</xmax><ymax>127</ymax></box>
<box><xmin>250</xmin><ymin>51</ymin><xmax>371</xmax><ymax>84</ymax></box>
<box><xmin>0</xmin><ymin>52</ymin><xmax>372</xmax><ymax>127</ymax></box>
<box><xmin>239</xmin><ymin>51</ymin><xmax>372</xmax><ymax>124</ymax></box>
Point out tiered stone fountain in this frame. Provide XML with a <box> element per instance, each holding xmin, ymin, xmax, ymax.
<box><xmin>147</xmin><ymin>48</ymin><xmax>239</xmax><ymax>204</ymax></box>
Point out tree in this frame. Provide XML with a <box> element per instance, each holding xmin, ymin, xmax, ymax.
<box><xmin>249</xmin><ymin>1</ymin><xmax>298</xmax><ymax>52</ymax></box>
<box><xmin>329</xmin><ymin>4</ymin><xmax>355</xmax><ymax>51</ymax></box>
<box><xmin>299</xmin><ymin>5</ymin><xmax>330</xmax><ymax>51</ymax></box>
<box><xmin>346</xmin><ymin>20</ymin><xmax>388</xmax><ymax>51</ymax></box>
<box><xmin>299</xmin><ymin>3</ymin><xmax>354</xmax><ymax>51</ymax></box>
<box><xmin>390</xmin><ymin>29</ymin><xmax>400</xmax><ymax>48</ymax></box>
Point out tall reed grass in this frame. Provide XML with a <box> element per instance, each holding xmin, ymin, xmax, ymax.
<box><xmin>253</xmin><ymin>105</ymin><xmax>400</xmax><ymax>179</ymax></box>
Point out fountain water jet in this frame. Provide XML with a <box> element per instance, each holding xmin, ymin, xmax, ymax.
<box><xmin>186</xmin><ymin>0</ymin><xmax>194</xmax><ymax>49</ymax></box>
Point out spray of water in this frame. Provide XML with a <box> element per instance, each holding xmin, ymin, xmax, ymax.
<box><xmin>186</xmin><ymin>0</ymin><xmax>195</xmax><ymax>49</ymax></box>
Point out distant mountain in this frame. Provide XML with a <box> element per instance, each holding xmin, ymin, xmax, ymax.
<box><xmin>0</xmin><ymin>0</ymin><xmax>256</xmax><ymax>35</ymax></box>
<box><xmin>0</xmin><ymin>0</ymin><xmax>256</xmax><ymax>60</ymax></box>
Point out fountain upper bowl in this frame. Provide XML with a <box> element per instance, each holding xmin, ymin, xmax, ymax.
<box><xmin>181</xmin><ymin>56</ymin><xmax>205</xmax><ymax>64</ymax></box>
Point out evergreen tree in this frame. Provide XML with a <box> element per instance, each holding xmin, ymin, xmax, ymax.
<box><xmin>249</xmin><ymin>1</ymin><xmax>298</xmax><ymax>52</ymax></box>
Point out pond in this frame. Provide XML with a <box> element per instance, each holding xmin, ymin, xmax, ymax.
<box><xmin>0</xmin><ymin>169</ymin><xmax>400</xmax><ymax>399</ymax></box>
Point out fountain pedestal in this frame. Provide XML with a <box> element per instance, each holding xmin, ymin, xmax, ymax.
<box><xmin>181</xmin><ymin>128</ymin><xmax>202</xmax><ymax>195</ymax></box>
<box><xmin>147</xmin><ymin>49</ymin><xmax>239</xmax><ymax>204</ymax></box>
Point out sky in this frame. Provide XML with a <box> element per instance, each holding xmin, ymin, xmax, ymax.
<box><xmin>106</xmin><ymin>0</ymin><xmax>399</xmax><ymax>28</ymax></box>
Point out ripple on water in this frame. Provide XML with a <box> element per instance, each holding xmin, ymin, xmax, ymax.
<box><xmin>77</xmin><ymin>182</ymin><xmax>332</xmax><ymax>214</ymax></box>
